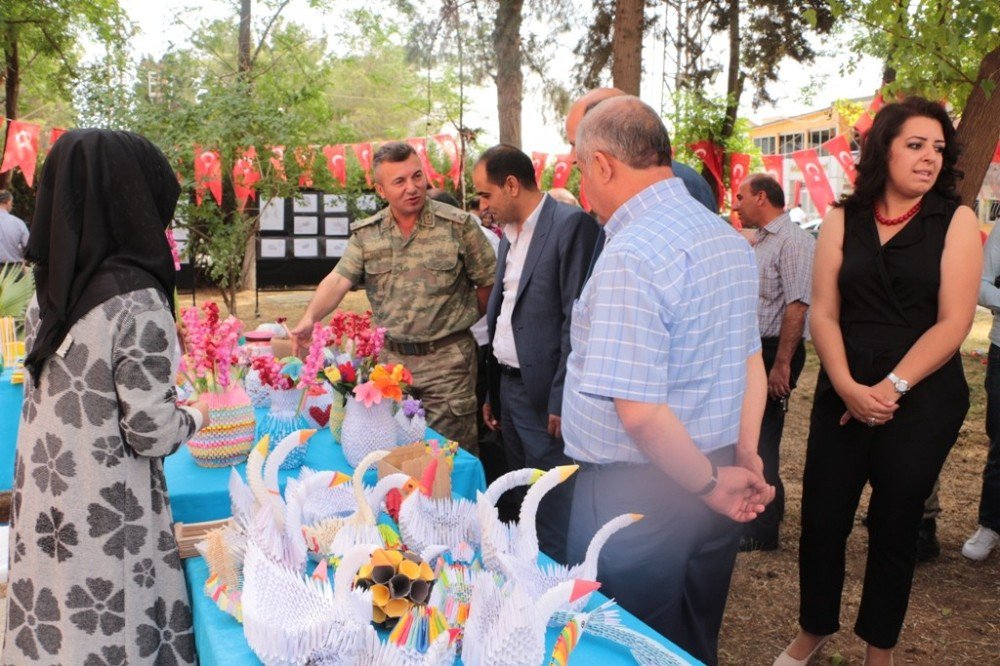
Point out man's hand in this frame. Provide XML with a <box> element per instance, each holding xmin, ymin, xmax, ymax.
<box><xmin>547</xmin><ymin>414</ymin><xmax>562</xmax><ymax>440</ymax></box>
<box><xmin>700</xmin><ymin>466</ymin><xmax>774</xmax><ymax>522</ymax></box>
<box><xmin>289</xmin><ymin>316</ymin><xmax>315</xmax><ymax>356</ymax></box>
<box><xmin>482</xmin><ymin>403</ymin><xmax>501</xmax><ymax>432</ymax></box>
<box><xmin>767</xmin><ymin>360</ymin><xmax>792</xmax><ymax>400</ymax></box>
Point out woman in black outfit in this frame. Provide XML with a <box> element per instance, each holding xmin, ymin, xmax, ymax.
<box><xmin>774</xmin><ymin>98</ymin><xmax>981</xmax><ymax>666</ymax></box>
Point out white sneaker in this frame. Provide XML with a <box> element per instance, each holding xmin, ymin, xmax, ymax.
<box><xmin>961</xmin><ymin>526</ymin><xmax>1000</xmax><ymax>561</ymax></box>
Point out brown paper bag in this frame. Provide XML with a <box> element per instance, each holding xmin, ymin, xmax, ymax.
<box><xmin>377</xmin><ymin>443</ymin><xmax>452</xmax><ymax>499</ymax></box>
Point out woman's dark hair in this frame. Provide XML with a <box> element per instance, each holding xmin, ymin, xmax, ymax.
<box><xmin>838</xmin><ymin>96</ymin><xmax>962</xmax><ymax>209</ymax></box>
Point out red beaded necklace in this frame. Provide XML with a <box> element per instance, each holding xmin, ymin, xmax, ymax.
<box><xmin>874</xmin><ymin>198</ymin><xmax>922</xmax><ymax>226</ymax></box>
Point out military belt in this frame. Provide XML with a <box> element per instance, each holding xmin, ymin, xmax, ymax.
<box><xmin>384</xmin><ymin>330</ymin><xmax>469</xmax><ymax>356</ymax></box>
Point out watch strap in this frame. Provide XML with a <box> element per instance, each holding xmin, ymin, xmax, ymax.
<box><xmin>694</xmin><ymin>461</ymin><xmax>719</xmax><ymax>497</ymax></box>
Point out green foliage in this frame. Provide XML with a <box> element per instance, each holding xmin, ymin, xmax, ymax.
<box><xmin>0</xmin><ymin>265</ymin><xmax>34</xmax><ymax>320</ymax></box>
<box><xmin>0</xmin><ymin>0</ymin><xmax>131</xmax><ymax>125</ymax></box>
<box><xmin>832</xmin><ymin>0</ymin><xmax>1000</xmax><ymax>108</ymax></box>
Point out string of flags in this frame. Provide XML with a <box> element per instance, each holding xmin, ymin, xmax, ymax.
<box><xmin>3</xmin><ymin>89</ymin><xmax>998</xmax><ymax>220</ymax></box>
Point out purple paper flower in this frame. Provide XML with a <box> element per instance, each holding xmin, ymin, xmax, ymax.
<box><xmin>401</xmin><ymin>397</ymin><xmax>424</xmax><ymax>419</ymax></box>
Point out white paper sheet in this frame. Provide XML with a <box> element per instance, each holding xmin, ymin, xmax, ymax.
<box><xmin>293</xmin><ymin>238</ymin><xmax>319</xmax><ymax>257</ymax></box>
<box><xmin>259</xmin><ymin>198</ymin><xmax>285</xmax><ymax>231</ymax></box>
<box><xmin>293</xmin><ymin>216</ymin><xmax>319</xmax><ymax>235</ymax></box>
<box><xmin>293</xmin><ymin>193</ymin><xmax>318</xmax><ymax>212</ymax></box>
<box><xmin>323</xmin><ymin>194</ymin><xmax>348</xmax><ymax>212</ymax></box>
<box><xmin>324</xmin><ymin>217</ymin><xmax>349</xmax><ymax>236</ymax></box>
<box><xmin>325</xmin><ymin>239</ymin><xmax>349</xmax><ymax>257</ymax></box>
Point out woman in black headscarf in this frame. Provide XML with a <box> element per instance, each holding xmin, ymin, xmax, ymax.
<box><xmin>3</xmin><ymin>130</ymin><xmax>210</xmax><ymax>665</ymax></box>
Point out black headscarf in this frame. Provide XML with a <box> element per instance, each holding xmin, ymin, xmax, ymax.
<box><xmin>25</xmin><ymin>129</ymin><xmax>180</xmax><ymax>381</ymax></box>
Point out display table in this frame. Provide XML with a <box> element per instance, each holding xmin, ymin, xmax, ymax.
<box><xmin>183</xmin><ymin>555</ymin><xmax>700</xmax><ymax>665</ymax></box>
<box><xmin>0</xmin><ymin>369</ymin><xmax>22</xmax><ymax>492</ymax></box>
<box><xmin>163</xmin><ymin>410</ymin><xmax>487</xmax><ymax>524</ymax></box>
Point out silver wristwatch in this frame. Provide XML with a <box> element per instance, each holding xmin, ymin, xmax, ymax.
<box><xmin>887</xmin><ymin>372</ymin><xmax>909</xmax><ymax>395</ymax></box>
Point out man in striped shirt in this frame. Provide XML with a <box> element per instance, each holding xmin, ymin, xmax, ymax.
<box><xmin>563</xmin><ymin>95</ymin><xmax>773</xmax><ymax>666</ymax></box>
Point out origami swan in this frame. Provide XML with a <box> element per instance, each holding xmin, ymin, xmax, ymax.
<box><xmin>499</xmin><ymin>512</ymin><xmax>644</xmax><ymax>609</ymax></box>
<box><xmin>461</xmin><ymin>575</ymin><xmax>601</xmax><ymax>666</ymax></box>
<box><xmin>476</xmin><ymin>468</ymin><xmax>545</xmax><ymax>571</ymax></box>
<box><xmin>241</xmin><ymin>537</ymin><xmax>376</xmax><ymax>666</ymax></box>
<box><xmin>397</xmin><ymin>458</ymin><xmax>478</xmax><ymax>557</ymax></box>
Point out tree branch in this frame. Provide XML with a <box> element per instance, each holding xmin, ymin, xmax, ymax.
<box><xmin>250</xmin><ymin>0</ymin><xmax>292</xmax><ymax>70</ymax></box>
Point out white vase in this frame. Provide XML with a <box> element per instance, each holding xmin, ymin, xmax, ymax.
<box><xmin>340</xmin><ymin>398</ymin><xmax>397</xmax><ymax>467</ymax></box>
<box><xmin>243</xmin><ymin>368</ymin><xmax>271</xmax><ymax>409</ymax></box>
<box><xmin>395</xmin><ymin>409</ymin><xmax>427</xmax><ymax>446</ymax></box>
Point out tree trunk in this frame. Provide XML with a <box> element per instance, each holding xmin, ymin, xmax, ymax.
<box><xmin>612</xmin><ymin>0</ymin><xmax>644</xmax><ymax>96</ymax></box>
<box><xmin>719</xmin><ymin>0</ymin><xmax>742</xmax><ymax>142</ymax></box>
<box><xmin>494</xmin><ymin>0</ymin><xmax>523</xmax><ymax>148</ymax></box>
<box><xmin>1</xmin><ymin>26</ymin><xmax>19</xmax><ymax>190</ymax></box>
<box><xmin>238</xmin><ymin>0</ymin><xmax>253</xmax><ymax>77</ymax></box>
<box><xmin>955</xmin><ymin>45</ymin><xmax>1000</xmax><ymax>208</ymax></box>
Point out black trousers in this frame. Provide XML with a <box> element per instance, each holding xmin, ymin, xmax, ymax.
<box><xmin>567</xmin><ymin>446</ymin><xmax>740</xmax><ymax>666</ymax></box>
<box><xmin>799</xmin><ymin>354</ymin><xmax>967</xmax><ymax>648</ymax></box>
<box><xmin>980</xmin><ymin>344</ymin><xmax>1000</xmax><ymax>533</ymax></box>
<box><xmin>744</xmin><ymin>337</ymin><xmax>806</xmax><ymax>543</ymax></box>
<box><xmin>475</xmin><ymin>345</ymin><xmax>508</xmax><ymax>485</ymax></box>
<box><xmin>499</xmin><ymin>372</ymin><xmax>574</xmax><ymax>564</ymax></box>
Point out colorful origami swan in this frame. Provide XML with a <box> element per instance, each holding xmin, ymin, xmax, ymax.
<box><xmin>397</xmin><ymin>458</ymin><xmax>478</xmax><ymax>558</ymax></box>
<box><xmin>476</xmin><ymin>468</ymin><xmax>545</xmax><ymax>571</ymax></box>
<box><xmin>461</xmin><ymin>574</ymin><xmax>601</xmax><ymax>666</ymax></box>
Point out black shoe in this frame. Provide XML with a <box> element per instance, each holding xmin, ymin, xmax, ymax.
<box><xmin>739</xmin><ymin>535</ymin><xmax>778</xmax><ymax>552</ymax></box>
<box><xmin>915</xmin><ymin>518</ymin><xmax>940</xmax><ymax>562</ymax></box>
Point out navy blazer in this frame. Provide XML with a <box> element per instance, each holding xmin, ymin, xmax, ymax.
<box><xmin>486</xmin><ymin>196</ymin><xmax>602</xmax><ymax>417</ymax></box>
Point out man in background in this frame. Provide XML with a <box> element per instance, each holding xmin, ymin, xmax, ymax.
<box><xmin>474</xmin><ymin>145</ymin><xmax>600</xmax><ymax>557</ymax></box>
<box><xmin>0</xmin><ymin>190</ymin><xmax>30</xmax><ymax>271</ymax></box>
<box><xmin>732</xmin><ymin>173</ymin><xmax>814</xmax><ymax>551</ymax></box>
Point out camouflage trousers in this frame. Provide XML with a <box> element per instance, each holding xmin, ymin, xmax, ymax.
<box><xmin>382</xmin><ymin>332</ymin><xmax>479</xmax><ymax>455</ymax></box>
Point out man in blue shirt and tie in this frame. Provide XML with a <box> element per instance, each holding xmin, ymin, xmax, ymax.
<box><xmin>563</xmin><ymin>95</ymin><xmax>773</xmax><ymax>666</ymax></box>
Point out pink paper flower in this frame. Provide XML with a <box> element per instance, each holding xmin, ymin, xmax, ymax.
<box><xmin>353</xmin><ymin>381</ymin><xmax>382</xmax><ymax>408</ymax></box>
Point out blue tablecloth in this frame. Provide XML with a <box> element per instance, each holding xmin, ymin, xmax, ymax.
<box><xmin>0</xmin><ymin>369</ymin><xmax>23</xmax><ymax>492</ymax></box>
<box><xmin>164</xmin><ymin>409</ymin><xmax>487</xmax><ymax>524</ymax></box>
<box><xmin>183</xmin><ymin>555</ymin><xmax>700</xmax><ymax>665</ymax></box>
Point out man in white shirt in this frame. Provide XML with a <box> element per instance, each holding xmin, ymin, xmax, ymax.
<box><xmin>474</xmin><ymin>144</ymin><xmax>601</xmax><ymax>563</ymax></box>
<box><xmin>0</xmin><ymin>190</ymin><xmax>30</xmax><ymax>269</ymax></box>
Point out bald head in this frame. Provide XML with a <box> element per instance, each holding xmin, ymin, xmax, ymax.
<box><xmin>576</xmin><ymin>96</ymin><xmax>672</xmax><ymax>171</ymax></box>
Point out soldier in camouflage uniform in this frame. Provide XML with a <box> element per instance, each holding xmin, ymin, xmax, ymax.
<box><xmin>292</xmin><ymin>142</ymin><xmax>496</xmax><ymax>453</ymax></box>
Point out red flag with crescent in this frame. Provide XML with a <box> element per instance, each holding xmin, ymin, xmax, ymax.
<box><xmin>793</xmin><ymin>180</ymin><xmax>803</xmax><ymax>207</ymax></box>
<box><xmin>232</xmin><ymin>146</ymin><xmax>260</xmax><ymax>212</ymax></box>
<box><xmin>687</xmin><ymin>140</ymin><xmax>726</xmax><ymax>207</ymax></box>
<box><xmin>433</xmin><ymin>134</ymin><xmax>462</xmax><ymax>188</ymax></box>
<box><xmin>322</xmin><ymin>144</ymin><xmax>347</xmax><ymax>187</ymax></box>
<box><xmin>351</xmin><ymin>143</ymin><xmax>374</xmax><ymax>187</ymax></box>
<box><xmin>48</xmin><ymin>127</ymin><xmax>67</xmax><ymax>147</ymax></box>
<box><xmin>531</xmin><ymin>152</ymin><xmax>549</xmax><ymax>187</ymax></box>
<box><xmin>762</xmin><ymin>154</ymin><xmax>784</xmax><ymax>186</ymax></box>
<box><xmin>406</xmin><ymin>137</ymin><xmax>443</xmax><ymax>187</ymax></box>
<box><xmin>729</xmin><ymin>153</ymin><xmax>751</xmax><ymax>204</ymax></box>
<box><xmin>822</xmin><ymin>134</ymin><xmax>858</xmax><ymax>184</ymax></box>
<box><xmin>294</xmin><ymin>146</ymin><xmax>316</xmax><ymax>188</ymax></box>
<box><xmin>193</xmin><ymin>146</ymin><xmax>222</xmax><ymax>206</ymax></box>
<box><xmin>792</xmin><ymin>148</ymin><xmax>835</xmax><ymax>216</ymax></box>
<box><xmin>268</xmin><ymin>145</ymin><xmax>287</xmax><ymax>181</ymax></box>
<box><xmin>551</xmin><ymin>154</ymin><xmax>573</xmax><ymax>188</ymax></box>
<box><xmin>1</xmin><ymin>120</ymin><xmax>41</xmax><ymax>187</ymax></box>
<box><xmin>854</xmin><ymin>112</ymin><xmax>874</xmax><ymax>137</ymax></box>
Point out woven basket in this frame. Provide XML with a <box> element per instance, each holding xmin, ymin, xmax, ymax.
<box><xmin>187</xmin><ymin>386</ymin><xmax>256</xmax><ymax>468</ymax></box>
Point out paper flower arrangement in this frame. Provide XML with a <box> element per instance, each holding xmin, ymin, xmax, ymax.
<box><xmin>354</xmin><ymin>548</ymin><xmax>436</xmax><ymax>627</ymax></box>
<box><xmin>179</xmin><ymin>301</ymin><xmax>245</xmax><ymax>392</ymax></box>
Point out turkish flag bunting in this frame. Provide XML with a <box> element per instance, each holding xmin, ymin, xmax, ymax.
<box><xmin>687</xmin><ymin>140</ymin><xmax>726</xmax><ymax>207</ymax></box>
<box><xmin>406</xmin><ymin>137</ymin><xmax>443</xmax><ymax>187</ymax></box>
<box><xmin>351</xmin><ymin>143</ymin><xmax>374</xmax><ymax>187</ymax></box>
<box><xmin>869</xmin><ymin>92</ymin><xmax>885</xmax><ymax>115</ymax></box>
<box><xmin>531</xmin><ymin>152</ymin><xmax>548</xmax><ymax>187</ymax></box>
<box><xmin>322</xmin><ymin>144</ymin><xmax>347</xmax><ymax>187</ymax></box>
<box><xmin>992</xmin><ymin>140</ymin><xmax>1000</xmax><ymax>164</ymax></box>
<box><xmin>294</xmin><ymin>146</ymin><xmax>316</xmax><ymax>188</ymax></box>
<box><xmin>578</xmin><ymin>179</ymin><xmax>591</xmax><ymax>213</ymax></box>
<box><xmin>762</xmin><ymin>154</ymin><xmax>784</xmax><ymax>186</ymax></box>
<box><xmin>854</xmin><ymin>112</ymin><xmax>874</xmax><ymax>137</ymax></box>
<box><xmin>193</xmin><ymin>146</ymin><xmax>222</xmax><ymax>206</ymax></box>
<box><xmin>793</xmin><ymin>180</ymin><xmax>803</xmax><ymax>208</ymax></box>
<box><xmin>268</xmin><ymin>146</ymin><xmax>287</xmax><ymax>181</ymax></box>
<box><xmin>48</xmin><ymin>127</ymin><xmax>67</xmax><ymax>147</ymax></box>
<box><xmin>1</xmin><ymin>120</ymin><xmax>41</xmax><ymax>187</ymax></box>
<box><xmin>433</xmin><ymin>134</ymin><xmax>462</xmax><ymax>189</ymax></box>
<box><xmin>822</xmin><ymin>134</ymin><xmax>858</xmax><ymax>184</ymax></box>
<box><xmin>551</xmin><ymin>154</ymin><xmax>573</xmax><ymax>189</ymax></box>
<box><xmin>232</xmin><ymin>146</ymin><xmax>260</xmax><ymax>212</ymax></box>
<box><xmin>729</xmin><ymin>153</ymin><xmax>750</xmax><ymax>229</ymax></box>
<box><xmin>792</xmin><ymin>148</ymin><xmax>835</xmax><ymax>216</ymax></box>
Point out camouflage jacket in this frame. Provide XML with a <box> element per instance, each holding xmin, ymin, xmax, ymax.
<box><xmin>334</xmin><ymin>198</ymin><xmax>496</xmax><ymax>342</ymax></box>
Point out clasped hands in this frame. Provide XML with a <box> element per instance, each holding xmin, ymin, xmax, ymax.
<box><xmin>702</xmin><ymin>449</ymin><xmax>776</xmax><ymax>523</ymax></box>
<box><xmin>837</xmin><ymin>378</ymin><xmax>900</xmax><ymax>427</ymax></box>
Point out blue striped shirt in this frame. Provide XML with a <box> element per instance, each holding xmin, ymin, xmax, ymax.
<box><xmin>562</xmin><ymin>177</ymin><xmax>760</xmax><ymax>463</ymax></box>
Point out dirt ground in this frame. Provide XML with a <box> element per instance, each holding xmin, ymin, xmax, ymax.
<box><xmin>3</xmin><ymin>287</ymin><xmax>998</xmax><ymax>664</ymax></box>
